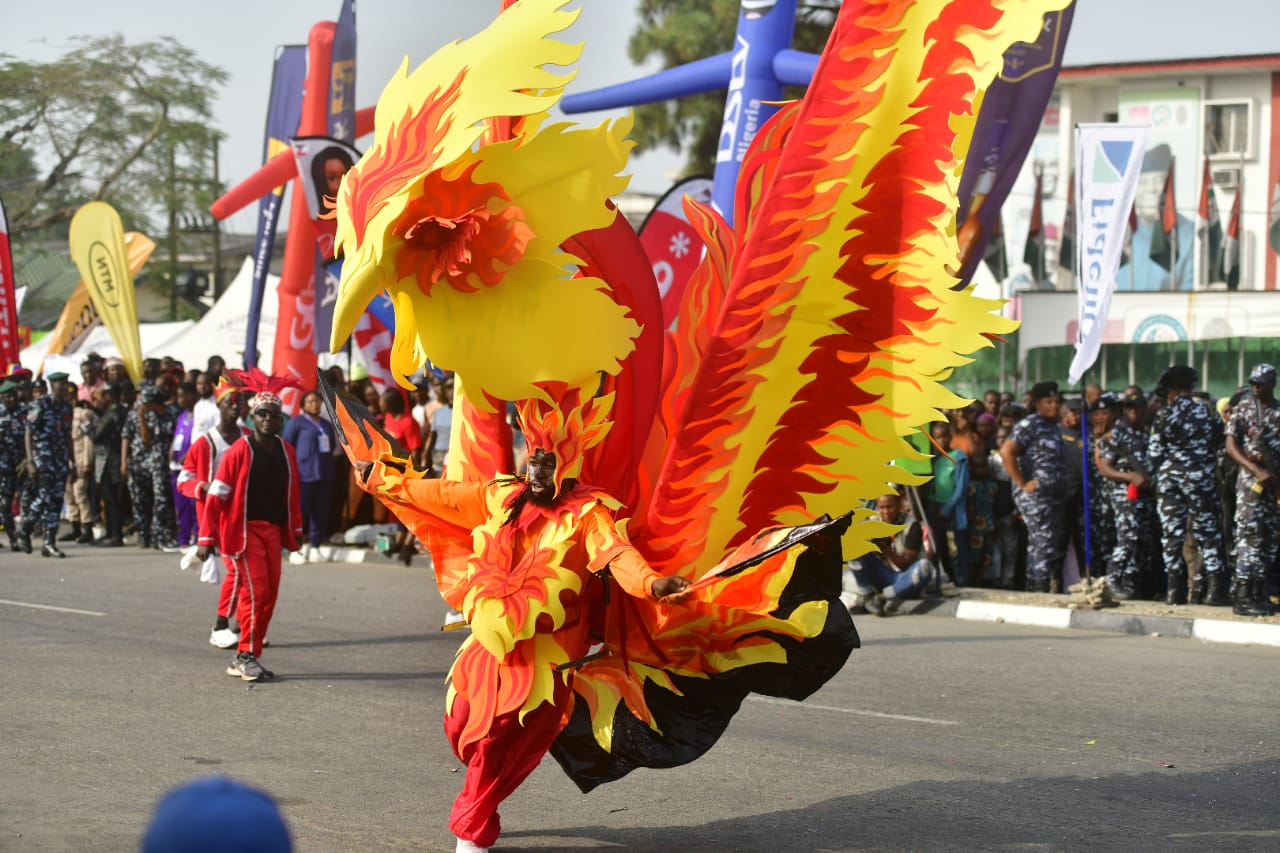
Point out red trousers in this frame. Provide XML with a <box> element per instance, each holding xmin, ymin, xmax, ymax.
<box><xmin>230</xmin><ymin>520</ymin><xmax>282</xmax><ymax>658</ymax></box>
<box><xmin>217</xmin><ymin>555</ymin><xmax>239</xmax><ymax>620</ymax></box>
<box><xmin>444</xmin><ymin>678</ymin><xmax>571</xmax><ymax>847</ymax></box>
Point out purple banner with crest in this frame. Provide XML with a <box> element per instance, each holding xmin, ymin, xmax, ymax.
<box><xmin>954</xmin><ymin>4</ymin><xmax>1075</xmax><ymax>289</ymax></box>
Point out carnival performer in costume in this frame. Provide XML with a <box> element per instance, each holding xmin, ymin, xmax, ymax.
<box><xmin>324</xmin><ymin>1</ymin><xmax>1068</xmax><ymax>849</ymax></box>
<box><xmin>196</xmin><ymin>370</ymin><xmax>303</xmax><ymax>682</ymax></box>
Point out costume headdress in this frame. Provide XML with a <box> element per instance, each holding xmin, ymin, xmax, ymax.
<box><xmin>213</xmin><ymin>375</ymin><xmax>240</xmax><ymax>403</ymax></box>
<box><xmin>327</xmin><ymin>0</ymin><xmax>639</xmax><ymax>405</ymax></box>
<box><xmin>224</xmin><ymin>368</ymin><xmax>299</xmax><ymax>410</ymax></box>
<box><xmin>516</xmin><ymin>379</ymin><xmax>614</xmax><ymax>497</ymax></box>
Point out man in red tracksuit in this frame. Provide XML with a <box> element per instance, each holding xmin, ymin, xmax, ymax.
<box><xmin>196</xmin><ymin>390</ymin><xmax>303</xmax><ymax>682</ymax></box>
<box><xmin>178</xmin><ymin>382</ymin><xmax>249</xmax><ymax>650</ymax></box>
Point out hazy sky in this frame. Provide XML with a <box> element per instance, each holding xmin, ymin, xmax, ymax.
<box><xmin>6</xmin><ymin>0</ymin><xmax>1277</xmax><ymax>235</ymax></box>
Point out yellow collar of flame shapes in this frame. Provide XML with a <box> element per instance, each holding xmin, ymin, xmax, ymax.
<box><xmin>462</xmin><ymin>480</ymin><xmax>624</xmax><ymax>661</ymax></box>
<box><xmin>445</xmin><ymin>480</ymin><xmax>625</xmax><ymax>732</ymax></box>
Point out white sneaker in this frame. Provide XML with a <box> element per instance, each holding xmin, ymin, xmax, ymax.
<box><xmin>455</xmin><ymin>838</ymin><xmax>488</xmax><ymax>853</ymax></box>
<box><xmin>209</xmin><ymin>627</ymin><xmax>240</xmax><ymax>649</ymax></box>
<box><xmin>442</xmin><ymin>609</ymin><xmax>469</xmax><ymax>631</ymax></box>
<box><xmin>288</xmin><ymin>549</ymin><xmax>307</xmax><ymax>565</ymax></box>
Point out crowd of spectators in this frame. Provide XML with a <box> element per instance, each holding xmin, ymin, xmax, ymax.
<box><xmin>848</xmin><ymin>364</ymin><xmax>1280</xmax><ymax>619</ymax></box>
<box><xmin>0</xmin><ymin>353</ymin><xmax>460</xmax><ymax>564</ymax></box>
<box><xmin>9</xmin><ymin>353</ymin><xmax>1280</xmax><ymax>621</ymax></box>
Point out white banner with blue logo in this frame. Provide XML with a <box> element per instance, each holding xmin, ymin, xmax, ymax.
<box><xmin>1068</xmin><ymin>123</ymin><xmax>1149</xmax><ymax>385</ymax></box>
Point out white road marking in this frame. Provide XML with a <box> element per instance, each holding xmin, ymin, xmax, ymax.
<box><xmin>0</xmin><ymin>598</ymin><xmax>106</xmax><ymax>617</ymax></box>
<box><xmin>749</xmin><ymin>695</ymin><xmax>959</xmax><ymax>726</ymax></box>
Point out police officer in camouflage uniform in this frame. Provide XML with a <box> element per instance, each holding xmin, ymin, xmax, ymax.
<box><xmin>1096</xmin><ymin>390</ymin><xmax>1158</xmax><ymax>599</ymax></box>
<box><xmin>1224</xmin><ymin>363</ymin><xmax>1280</xmax><ymax>616</ymax></box>
<box><xmin>0</xmin><ymin>379</ymin><xmax>28</xmax><ymax>551</ymax></box>
<box><xmin>1000</xmin><ymin>380</ymin><xmax>1069</xmax><ymax>592</ymax></box>
<box><xmin>1084</xmin><ymin>393</ymin><xmax>1120</xmax><ymax>581</ymax></box>
<box><xmin>122</xmin><ymin>382</ymin><xmax>179</xmax><ymax>550</ymax></box>
<box><xmin>22</xmin><ymin>371</ymin><xmax>75</xmax><ymax>558</ymax></box>
<box><xmin>1148</xmin><ymin>365</ymin><xmax>1229</xmax><ymax>605</ymax></box>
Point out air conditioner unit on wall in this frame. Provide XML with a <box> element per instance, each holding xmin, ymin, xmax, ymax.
<box><xmin>1211</xmin><ymin>166</ymin><xmax>1239</xmax><ymax>190</ymax></box>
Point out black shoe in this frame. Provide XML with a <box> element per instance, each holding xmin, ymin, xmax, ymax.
<box><xmin>1109</xmin><ymin>581</ymin><xmax>1136</xmax><ymax>602</ymax></box>
<box><xmin>59</xmin><ymin>524</ymin><xmax>80</xmax><ymax>542</ymax></box>
<box><xmin>77</xmin><ymin>530</ymin><xmax>95</xmax><ymax>545</ymax></box>
<box><xmin>1233</xmin><ymin>580</ymin><xmax>1269</xmax><ymax>616</ymax></box>
<box><xmin>1165</xmin><ymin>574</ymin><xmax>1188</xmax><ymax>605</ymax></box>
<box><xmin>226</xmin><ymin>652</ymin><xmax>274</xmax><ymax>682</ymax></box>
<box><xmin>1205</xmin><ymin>574</ymin><xmax>1231</xmax><ymax>607</ymax></box>
<box><xmin>1027</xmin><ymin>577</ymin><xmax>1051</xmax><ymax>593</ymax></box>
<box><xmin>41</xmin><ymin>541</ymin><xmax>66</xmax><ymax>558</ymax></box>
<box><xmin>1249</xmin><ymin>578</ymin><xmax>1278</xmax><ymax>615</ymax></box>
<box><xmin>17</xmin><ymin>527</ymin><xmax>33</xmax><ymax>554</ymax></box>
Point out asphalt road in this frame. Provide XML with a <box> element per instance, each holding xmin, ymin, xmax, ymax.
<box><xmin>3</xmin><ymin>545</ymin><xmax>1280</xmax><ymax>852</ymax></box>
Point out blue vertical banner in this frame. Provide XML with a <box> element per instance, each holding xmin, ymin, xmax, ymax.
<box><xmin>561</xmin><ymin>0</ymin><xmax>815</xmax><ymax>227</ymax></box>
<box><xmin>314</xmin><ymin>0</ymin><xmax>357</xmax><ymax>354</ymax></box>
<box><xmin>710</xmin><ymin>0</ymin><xmax>796</xmax><ymax>220</ymax></box>
<box><xmin>954</xmin><ymin>4</ymin><xmax>1075</xmax><ymax>289</ymax></box>
<box><xmin>244</xmin><ymin>45</ymin><xmax>306</xmax><ymax>368</ymax></box>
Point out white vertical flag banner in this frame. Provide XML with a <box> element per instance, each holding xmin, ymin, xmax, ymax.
<box><xmin>1068</xmin><ymin>123</ymin><xmax>1149</xmax><ymax>385</ymax></box>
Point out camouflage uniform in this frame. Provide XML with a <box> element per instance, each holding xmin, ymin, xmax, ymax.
<box><xmin>1008</xmin><ymin>412</ymin><xmax>1068</xmax><ymax>589</ymax></box>
<box><xmin>0</xmin><ymin>395</ymin><xmax>27</xmax><ymax>548</ymax></box>
<box><xmin>1086</xmin><ymin>430</ymin><xmax>1116</xmax><ymax>576</ymax></box>
<box><xmin>1226</xmin><ymin>398</ymin><xmax>1280</xmax><ymax>589</ymax></box>
<box><xmin>1097</xmin><ymin>418</ymin><xmax>1157</xmax><ymax>594</ymax></box>
<box><xmin>23</xmin><ymin>393</ymin><xmax>74</xmax><ymax>548</ymax></box>
<box><xmin>1148</xmin><ymin>394</ymin><xmax>1226</xmax><ymax>600</ymax></box>
<box><xmin>123</xmin><ymin>401</ymin><xmax>178</xmax><ymax>549</ymax></box>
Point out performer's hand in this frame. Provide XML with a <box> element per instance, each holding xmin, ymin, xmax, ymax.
<box><xmin>652</xmin><ymin>576</ymin><xmax>692</xmax><ymax>603</ymax></box>
<box><xmin>196</xmin><ymin>545</ymin><xmax>211</xmax><ymax>562</ymax></box>
<box><xmin>1021</xmin><ymin>479</ymin><xmax>1039</xmax><ymax>494</ymax></box>
<box><xmin>1256</xmin><ymin>468</ymin><xmax>1273</xmax><ymax>486</ymax></box>
<box><xmin>26</xmin><ymin>461</ymin><xmax>39</xmax><ymax>481</ymax></box>
<box><xmin>1130</xmin><ymin>473</ymin><xmax>1147</xmax><ymax>491</ymax></box>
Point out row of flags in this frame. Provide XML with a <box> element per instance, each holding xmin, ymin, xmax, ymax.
<box><xmin>1021</xmin><ymin>154</ymin><xmax>1256</xmax><ymax>290</ymax></box>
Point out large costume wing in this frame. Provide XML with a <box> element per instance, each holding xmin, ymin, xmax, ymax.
<box><xmin>638</xmin><ymin>0</ymin><xmax>1066</xmax><ymax>576</ymax></box>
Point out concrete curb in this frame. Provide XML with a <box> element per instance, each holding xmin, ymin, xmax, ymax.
<box><xmin>895</xmin><ymin>595</ymin><xmax>1280</xmax><ymax>648</ymax></box>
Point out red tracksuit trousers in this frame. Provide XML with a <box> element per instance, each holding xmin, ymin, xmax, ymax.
<box><xmin>231</xmin><ymin>520</ymin><xmax>282</xmax><ymax>658</ymax></box>
<box><xmin>444</xmin><ymin>679</ymin><xmax>572</xmax><ymax>847</ymax></box>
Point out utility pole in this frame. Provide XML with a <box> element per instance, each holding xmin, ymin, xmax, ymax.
<box><xmin>211</xmin><ymin>137</ymin><xmax>223</xmax><ymax>299</ymax></box>
<box><xmin>168</xmin><ymin>138</ymin><xmax>179</xmax><ymax>321</ymax></box>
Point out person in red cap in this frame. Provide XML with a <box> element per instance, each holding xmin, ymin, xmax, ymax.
<box><xmin>195</xmin><ymin>373</ymin><xmax>303</xmax><ymax>681</ymax></box>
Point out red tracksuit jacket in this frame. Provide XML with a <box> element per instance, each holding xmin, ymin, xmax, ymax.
<box><xmin>178</xmin><ymin>426</ymin><xmax>250</xmax><ymax>507</ymax></box>
<box><xmin>197</xmin><ymin>434</ymin><xmax>303</xmax><ymax>558</ymax></box>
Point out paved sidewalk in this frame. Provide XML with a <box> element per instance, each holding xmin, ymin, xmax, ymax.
<box><xmin>885</xmin><ymin>588</ymin><xmax>1280</xmax><ymax>648</ymax></box>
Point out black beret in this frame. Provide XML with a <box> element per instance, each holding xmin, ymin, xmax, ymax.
<box><xmin>1029</xmin><ymin>380</ymin><xmax>1060</xmax><ymax>401</ymax></box>
<box><xmin>1158</xmin><ymin>365</ymin><xmax>1198</xmax><ymax>392</ymax></box>
<box><xmin>1091</xmin><ymin>391</ymin><xmax>1123</xmax><ymax>411</ymax></box>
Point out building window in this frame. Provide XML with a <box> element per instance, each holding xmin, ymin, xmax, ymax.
<box><xmin>1204</xmin><ymin>100</ymin><xmax>1253</xmax><ymax>160</ymax></box>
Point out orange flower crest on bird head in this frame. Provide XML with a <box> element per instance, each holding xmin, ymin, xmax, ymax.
<box><xmin>516</xmin><ymin>379</ymin><xmax>614</xmax><ymax>497</ymax></box>
<box><xmin>393</xmin><ymin>161</ymin><xmax>533</xmax><ymax>296</ymax></box>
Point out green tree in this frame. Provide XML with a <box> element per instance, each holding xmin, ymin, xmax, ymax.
<box><xmin>0</xmin><ymin>35</ymin><xmax>227</xmax><ymax>239</ymax></box>
<box><xmin>629</xmin><ymin>0</ymin><xmax>838</xmax><ymax>177</ymax></box>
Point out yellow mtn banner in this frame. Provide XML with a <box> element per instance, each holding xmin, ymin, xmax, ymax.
<box><xmin>68</xmin><ymin>204</ymin><xmax>149</xmax><ymax>384</ymax></box>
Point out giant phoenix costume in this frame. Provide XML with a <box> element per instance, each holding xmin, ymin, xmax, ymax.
<box><xmin>321</xmin><ymin>0</ymin><xmax>1069</xmax><ymax>849</ymax></box>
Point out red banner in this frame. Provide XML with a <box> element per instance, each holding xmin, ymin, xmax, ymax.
<box><xmin>0</xmin><ymin>199</ymin><xmax>20</xmax><ymax>372</ymax></box>
<box><xmin>638</xmin><ymin>177</ymin><xmax>714</xmax><ymax>326</ymax></box>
